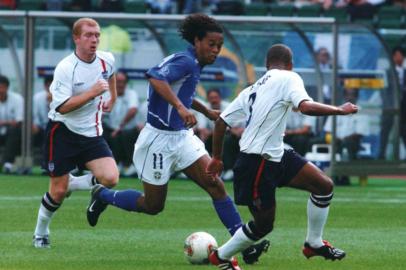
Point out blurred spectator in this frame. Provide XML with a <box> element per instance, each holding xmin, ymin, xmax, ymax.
<box><xmin>346</xmin><ymin>0</ymin><xmax>386</xmax><ymax>21</ymax></box>
<box><xmin>195</xmin><ymin>88</ymin><xmax>242</xmax><ymax>181</ymax></box>
<box><xmin>102</xmin><ymin>71</ymin><xmax>140</xmax><ymax>176</ymax></box>
<box><xmin>316</xmin><ymin>47</ymin><xmax>333</xmax><ymax>104</ymax></box>
<box><xmin>393</xmin><ymin>0</ymin><xmax>406</xmax><ymax>8</ymax></box>
<box><xmin>32</xmin><ymin>76</ymin><xmax>52</xmax><ymax>148</ymax></box>
<box><xmin>379</xmin><ymin>46</ymin><xmax>406</xmax><ymax>159</ymax></box>
<box><xmin>69</xmin><ymin>0</ymin><xmax>92</xmax><ymax>11</ymax></box>
<box><xmin>0</xmin><ymin>74</ymin><xmax>23</xmax><ymax>173</ymax></box>
<box><xmin>195</xmin><ymin>88</ymin><xmax>229</xmax><ymax>150</ymax></box>
<box><xmin>213</xmin><ymin>0</ymin><xmax>244</xmax><ymax>15</ymax></box>
<box><xmin>135</xmin><ymin>99</ymin><xmax>148</xmax><ymax>130</ymax></box>
<box><xmin>146</xmin><ymin>0</ymin><xmax>173</xmax><ymax>13</ymax></box>
<box><xmin>322</xmin><ymin>0</ymin><xmax>348</xmax><ymax>10</ymax></box>
<box><xmin>0</xmin><ymin>0</ymin><xmax>18</xmax><ymax>10</ymax></box>
<box><xmin>324</xmin><ymin>88</ymin><xmax>370</xmax><ymax>160</ymax></box>
<box><xmin>42</xmin><ymin>0</ymin><xmax>63</xmax><ymax>11</ymax></box>
<box><xmin>324</xmin><ymin>88</ymin><xmax>369</xmax><ymax>184</ymax></box>
<box><xmin>284</xmin><ymin>108</ymin><xmax>316</xmax><ymax>155</ymax></box>
<box><xmin>98</xmin><ymin>0</ymin><xmax>124</xmax><ymax>12</ymax></box>
<box><xmin>182</xmin><ymin>0</ymin><xmax>202</xmax><ymax>13</ymax></box>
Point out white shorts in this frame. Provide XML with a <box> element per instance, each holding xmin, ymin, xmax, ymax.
<box><xmin>133</xmin><ymin>123</ymin><xmax>208</xmax><ymax>185</ymax></box>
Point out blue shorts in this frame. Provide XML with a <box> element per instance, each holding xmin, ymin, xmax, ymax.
<box><xmin>42</xmin><ymin>121</ymin><xmax>113</xmax><ymax>177</ymax></box>
<box><xmin>233</xmin><ymin>149</ymin><xmax>308</xmax><ymax>209</ymax></box>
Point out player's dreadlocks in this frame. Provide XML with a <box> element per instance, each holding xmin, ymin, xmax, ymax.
<box><xmin>178</xmin><ymin>13</ymin><xmax>223</xmax><ymax>45</ymax></box>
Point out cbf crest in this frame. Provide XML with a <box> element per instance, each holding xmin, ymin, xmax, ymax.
<box><xmin>154</xmin><ymin>171</ymin><xmax>162</xmax><ymax>180</ymax></box>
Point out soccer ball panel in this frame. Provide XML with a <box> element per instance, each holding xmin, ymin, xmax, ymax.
<box><xmin>184</xmin><ymin>231</ymin><xmax>218</xmax><ymax>264</ymax></box>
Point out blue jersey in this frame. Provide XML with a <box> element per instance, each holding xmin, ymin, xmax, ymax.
<box><xmin>146</xmin><ymin>46</ymin><xmax>201</xmax><ymax>131</ymax></box>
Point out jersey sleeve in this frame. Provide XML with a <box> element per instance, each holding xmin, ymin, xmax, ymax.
<box><xmin>50</xmin><ymin>64</ymin><xmax>72</xmax><ymax>110</ymax></box>
<box><xmin>220</xmin><ymin>90</ymin><xmax>248</xmax><ymax>128</ymax></box>
<box><xmin>146</xmin><ymin>54</ymin><xmax>194</xmax><ymax>83</ymax></box>
<box><xmin>286</xmin><ymin>72</ymin><xmax>312</xmax><ymax>107</ymax></box>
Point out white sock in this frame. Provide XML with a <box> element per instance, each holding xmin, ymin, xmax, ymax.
<box><xmin>305</xmin><ymin>197</ymin><xmax>330</xmax><ymax>248</ymax></box>
<box><xmin>218</xmin><ymin>227</ymin><xmax>255</xmax><ymax>260</ymax></box>
<box><xmin>68</xmin><ymin>174</ymin><xmax>96</xmax><ymax>192</ymax></box>
<box><xmin>34</xmin><ymin>204</ymin><xmax>54</xmax><ymax>236</ymax></box>
<box><xmin>34</xmin><ymin>192</ymin><xmax>61</xmax><ymax>236</ymax></box>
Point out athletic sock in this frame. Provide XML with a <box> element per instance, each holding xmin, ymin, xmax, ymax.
<box><xmin>99</xmin><ymin>189</ymin><xmax>143</xmax><ymax>212</ymax></box>
<box><xmin>34</xmin><ymin>192</ymin><xmax>61</xmax><ymax>236</ymax></box>
<box><xmin>213</xmin><ymin>196</ymin><xmax>243</xmax><ymax>235</ymax></box>
<box><xmin>68</xmin><ymin>174</ymin><xmax>98</xmax><ymax>192</ymax></box>
<box><xmin>218</xmin><ymin>225</ymin><xmax>256</xmax><ymax>260</ymax></box>
<box><xmin>306</xmin><ymin>193</ymin><xmax>333</xmax><ymax>248</ymax></box>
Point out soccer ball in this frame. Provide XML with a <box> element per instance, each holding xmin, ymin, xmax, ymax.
<box><xmin>184</xmin><ymin>231</ymin><xmax>218</xmax><ymax>264</ymax></box>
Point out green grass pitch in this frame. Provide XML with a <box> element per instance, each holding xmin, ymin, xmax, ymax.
<box><xmin>0</xmin><ymin>175</ymin><xmax>405</xmax><ymax>270</ymax></box>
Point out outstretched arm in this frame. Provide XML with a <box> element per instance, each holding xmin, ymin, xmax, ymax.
<box><xmin>206</xmin><ymin>117</ymin><xmax>228</xmax><ymax>178</ymax></box>
<box><xmin>192</xmin><ymin>99</ymin><xmax>221</xmax><ymax>121</ymax></box>
<box><xmin>299</xmin><ymin>100</ymin><xmax>358</xmax><ymax>116</ymax></box>
<box><xmin>149</xmin><ymin>78</ymin><xmax>196</xmax><ymax>128</ymax></box>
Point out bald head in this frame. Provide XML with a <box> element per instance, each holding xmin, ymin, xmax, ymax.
<box><xmin>266</xmin><ymin>44</ymin><xmax>293</xmax><ymax>70</ymax></box>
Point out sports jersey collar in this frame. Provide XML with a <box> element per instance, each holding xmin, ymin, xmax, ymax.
<box><xmin>74</xmin><ymin>51</ymin><xmax>97</xmax><ymax>64</ymax></box>
<box><xmin>186</xmin><ymin>45</ymin><xmax>204</xmax><ymax>69</ymax></box>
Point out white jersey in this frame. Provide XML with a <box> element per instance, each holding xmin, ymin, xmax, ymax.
<box><xmin>48</xmin><ymin>51</ymin><xmax>115</xmax><ymax>137</ymax></box>
<box><xmin>220</xmin><ymin>69</ymin><xmax>312</xmax><ymax>162</ymax></box>
<box><xmin>0</xmin><ymin>91</ymin><xmax>24</xmax><ymax>135</ymax></box>
<box><xmin>103</xmin><ymin>89</ymin><xmax>139</xmax><ymax>130</ymax></box>
<box><xmin>33</xmin><ymin>90</ymin><xmax>50</xmax><ymax>130</ymax></box>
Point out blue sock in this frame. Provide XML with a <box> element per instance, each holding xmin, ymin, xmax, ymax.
<box><xmin>213</xmin><ymin>196</ymin><xmax>243</xmax><ymax>235</ymax></box>
<box><xmin>99</xmin><ymin>189</ymin><xmax>143</xmax><ymax>212</ymax></box>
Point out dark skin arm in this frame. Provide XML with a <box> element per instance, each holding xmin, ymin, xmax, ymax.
<box><xmin>299</xmin><ymin>100</ymin><xmax>358</xmax><ymax>116</ymax></box>
<box><xmin>206</xmin><ymin>117</ymin><xmax>228</xmax><ymax>178</ymax></box>
<box><xmin>149</xmin><ymin>78</ymin><xmax>196</xmax><ymax>128</ymax></box>
<box><xmin>191</xmin><ymin>99</ymin><xmax>221</xmax><ymax>121</ymax></box>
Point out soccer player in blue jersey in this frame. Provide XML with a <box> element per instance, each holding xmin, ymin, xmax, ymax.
<box><xmin>86</xmin><ymin>13</ymin><xmax>269</xmax><ymax>264</ymax></box>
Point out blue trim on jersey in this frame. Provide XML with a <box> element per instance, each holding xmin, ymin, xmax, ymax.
<box><xmin>146</xmin><ymin>46</ymin><xmax>201</xmax><ymax>131</ymax></box>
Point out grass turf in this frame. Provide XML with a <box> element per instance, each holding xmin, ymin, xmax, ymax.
<box><xmin>0</xmin><ymin>175</ymin><xmax>405</xmax><ymax>270</ymax></box>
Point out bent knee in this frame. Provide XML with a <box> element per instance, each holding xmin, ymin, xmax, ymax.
<box><xmin>257</xmin><ymin>223</ymin><xmax>273</xmax><ymax>237</ymax></box>
<box><xmin>145</xmin><ymin>204</ymin><xmax>165</xmax><ymax>215</ymax></box>
<box><xmin>97</xmin><ymin>172</ymin><xmax>119</xmax><ymax>188</ymax></box>
<box><xmin>50</xmin><ymin>187</ymin><xmax>68</xmax><ymax>202</ymax></box>
<box><xmin>318</xmin><ymin>176</ymin><xmax>334</xmax><ymax>195</ymax></box>
<box><xmin>204</xmin><ymin>178</ymin><xmax>227</xmax><ymax>199</ymax></box>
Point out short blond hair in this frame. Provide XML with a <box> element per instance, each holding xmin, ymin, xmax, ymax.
<box><xmin>72</xmin><ymin>18</ymin><xmax>99</xmax><ymax>37</ymax></box>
